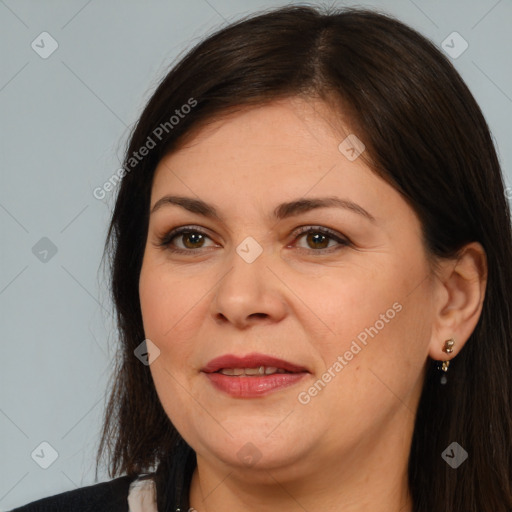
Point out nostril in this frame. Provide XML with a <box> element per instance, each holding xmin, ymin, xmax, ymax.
<box><xmin>249</xmin><ymin>313</ymin><xmax>268</xmax><ymax>319</ymax></box>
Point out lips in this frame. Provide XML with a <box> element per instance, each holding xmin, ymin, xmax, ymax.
<box><xmin>201</xmin><ymin>353</ymin><xmax>310</xmax><ymax>398</ymax></box>
<box><xmin>201</xmin><ymin>353</ymin><xmax>309</xmax><ymax>374</ymax></box>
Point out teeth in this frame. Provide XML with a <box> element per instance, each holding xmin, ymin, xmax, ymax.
<box><xmin>219</xmin><ymin>368</ymin><xmax>245</xmax><ymax>376</ymax></box>
<box><xmin>218</xmin><ymin>366</ymin><xmax>288</xmax><ymax>376</ymax></box>
<box><xmin>244</xmin><ymin>367</ymin><xmax>263</xmax><ymax>376</ymax></box>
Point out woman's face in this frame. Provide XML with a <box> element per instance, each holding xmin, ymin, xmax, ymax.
<box><xmin>139</xmin><ymin>97</ymin><xmax>437</xmax><ymax>480</ymax></box>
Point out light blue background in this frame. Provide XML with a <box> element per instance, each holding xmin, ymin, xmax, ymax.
<box><xmin>1</xmin><ymin>0</ymin><xmax>511</xmax><ymax>509</ymax></box>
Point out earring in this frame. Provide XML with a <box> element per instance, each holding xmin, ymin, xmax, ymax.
<box><xmin>439</xmin><ymin>338</ymin><xmax>455</xmax><ymax>384</ymax></box>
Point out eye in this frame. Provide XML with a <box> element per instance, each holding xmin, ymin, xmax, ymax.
<box><xmin>291</xmin><ymin>226</ymin><xmax>351</xmax><ymax>254</ymax></box>
<box><xmin>157</xmin><ymin>226</ymin><xmax>216</xmax><ymax>254</ymax></box>
<box><xmin>156</xmin><ymin>225</ymin><xmax>351</xmax><ymax>255</ymax></box>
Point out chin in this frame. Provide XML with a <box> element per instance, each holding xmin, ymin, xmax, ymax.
<box><xmin>195</xmin><ymin>425</ymin><xmax>313</xmax><ymax>472</ymax></box>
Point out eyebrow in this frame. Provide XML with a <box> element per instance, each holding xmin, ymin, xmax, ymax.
<box><xmin>150</xmin><ymin>195</ymin><xmax>376</xmax><ymax>222</ymax></box>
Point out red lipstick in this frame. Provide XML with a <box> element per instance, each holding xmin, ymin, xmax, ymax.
<box><xmin>201</xmin><ymin>352</ymin><xmax>309</xmax><ymax>398</ymax></box>
<box><xmin>202</xmin><ymin>353</ymin><xmax>308</xmax><ymax>374</ymax></box>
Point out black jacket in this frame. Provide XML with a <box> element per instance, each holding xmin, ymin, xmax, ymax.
<box><xmin>9</xmin><ymin>475</ymin><xmax>138</xmax><ymax>512</ymax></box>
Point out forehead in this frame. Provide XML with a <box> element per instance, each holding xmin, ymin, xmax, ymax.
<box><xmin>173</xmin><ymin>96</ymin><xmax>351</xmax><ymax>152</ymax></box>
<box><xmin>151</xmin><ymin>97</ymin><xmax>371</xmax><ymax>192</ymax></box>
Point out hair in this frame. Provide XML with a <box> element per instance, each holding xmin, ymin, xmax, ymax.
<box><xmin>95</xmin><ymin>4</ymin><xmax>512</xmax><ymax>511</ymax></box>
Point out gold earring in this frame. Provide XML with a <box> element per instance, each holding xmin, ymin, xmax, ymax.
<box><xmin>440</xmin><ymin>360</ymin><xmax>450</xmax><ymax>372</ymax></box>
<box><xmin>443</xmin><ymin>338</ymin><xmax>455</xmax><ymax>354</ymax></box>
<box><xmin>440</xmin><ymin>338</ymin><xmax>455</xmax><ymax>372</ymax></box>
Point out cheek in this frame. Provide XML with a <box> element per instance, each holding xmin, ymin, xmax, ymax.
<box><xmin>139</xmin><ymin>260</ymin><xmax>192</xmax><ymax>341</ymax></box>
<box><xmin>139</xmin><ymin>260</ymin><xmax>209</xmax><ymax>379</ymax></box>
<box><xmin>307</xmin><ymin>296</ymin><xmax>431</xmax><ymax>439</ymax></box>
<box><xmin>139</xmin><ymin>269</ymin><xmax>166</xmax><ymax>342</ymax></box>
<box><xmin>314</xmin><ymin>265</ymin><xmax>433</xmax><ymax>401</ymax></box>
<box><xmin>139</xmin><ymin>264</ymin><xmax>200</xmax><ymax>435</ymax></box>
<box><xmin>304</xmin><ymin>267</ymin><xmax>402</xmax><ymax>352</ymax></box>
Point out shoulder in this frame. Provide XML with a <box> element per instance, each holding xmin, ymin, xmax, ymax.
<box><xmin>9</xmin><ymin>474</ymin><xmax>138</xmax><ymax>512</ymax></box>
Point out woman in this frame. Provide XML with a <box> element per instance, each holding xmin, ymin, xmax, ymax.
<box><xmin>12</xmin><ymin>4</ymin><xmax>512</xmax><ymax>512</ymax></box>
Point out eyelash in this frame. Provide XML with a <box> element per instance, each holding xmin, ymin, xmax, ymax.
<box><xmin>156</xmin><ymin>225</ymin><xmax>352</xmax><ymax>255</ymax></box>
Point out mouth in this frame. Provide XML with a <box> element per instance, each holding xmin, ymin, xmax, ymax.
<box><xmin>201</xmin><ymin>353</ymin><xmax>309</xmax><ymax>398</ymax></box>
<box><xmin>201</xmin><ymin>353</ymin><xmax>309</xmax><ymax>375</ymax></box>
<box><xmin>214</xmin><ymin>366</ymin><xmax>294</xmax><ymax>376</ymax></box>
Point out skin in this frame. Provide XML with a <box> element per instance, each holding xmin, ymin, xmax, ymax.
<box><xmin>138</xmin><ymin>97</ymin><xmax>487</xmax><ymax>511</ymax></box>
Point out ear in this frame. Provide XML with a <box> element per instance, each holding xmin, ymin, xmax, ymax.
<box><xmin>428</xmin><ymin>242</ymin><xmax>487</xmax><ymax>362</ymax></box>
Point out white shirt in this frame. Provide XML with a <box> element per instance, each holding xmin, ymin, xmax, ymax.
<box><xmin>127</xmin><ymin>476</ymin><xmax>158</xmax><ymax>512</ymax></box>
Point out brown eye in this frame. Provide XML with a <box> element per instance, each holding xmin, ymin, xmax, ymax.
<box><xmin>303</xmin><ymin>232</ymin><xmax>331</xmax><ymax>250</ymax></box>
<box><xmin>179</xmin><ymin>231</ymin><xmax>207</xmax><ymax>249</ymax></box>
<box><xmin>158</xmin><ymin>227</ymin><xmax>216</xmax><ymax>253</ymax></box>
<box><xmin>292</xmin><ymin>226</ymin><xmax>351</xmax><ymax>254</ymax></box>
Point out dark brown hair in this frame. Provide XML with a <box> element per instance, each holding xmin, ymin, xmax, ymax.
<box><xmin>96</xmin><ymin>5</ymin><xmax>512</xmax><ymax>511</ymax></box>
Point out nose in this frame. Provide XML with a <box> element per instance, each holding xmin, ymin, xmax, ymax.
<box><xmin>210</xmin><ymin>243</ymin><xmax>288</xmax><ymax>329</ymax></box>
